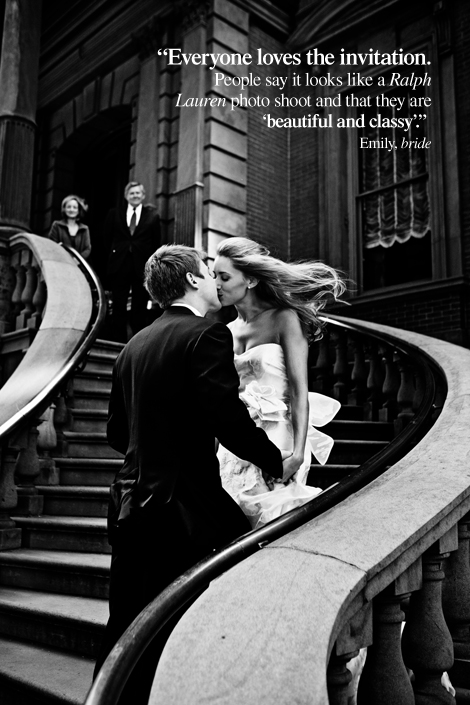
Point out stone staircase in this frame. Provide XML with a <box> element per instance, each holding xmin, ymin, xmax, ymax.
<box><xmin>0</xmin><ymin>339</ymin><xmax>123</xmax><ymax>705</ymax></box>
<box><xmin>0</xmin><ymin>339</ymin><xmax>393</xmax><ymax>705</ymax></box>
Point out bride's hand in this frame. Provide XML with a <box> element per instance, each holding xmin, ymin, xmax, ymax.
<box><xmin>281</xmin><ymin>452</ymin><xmax>303</xmax><ymax>483</ymax></box>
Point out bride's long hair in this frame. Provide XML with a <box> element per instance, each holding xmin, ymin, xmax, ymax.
<box><xmin>216</xmin><ymin>237</ymin><xmax>346</xmax><ymax>339</ymax></box>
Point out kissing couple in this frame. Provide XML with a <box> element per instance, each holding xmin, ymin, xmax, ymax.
<box><xmin>93</xmin><ymin>237</ymin><xmax>344</xmax><ymax>704</ymax></box>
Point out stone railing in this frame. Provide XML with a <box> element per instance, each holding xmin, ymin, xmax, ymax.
<box><xmin>310</xmin><ymin>315</ymin><xmax>442</xmax><ymax>431</ymax></box>
<box><xmin>150</xmin><ymin>318</ymin><xmax>470</xmax><ymax>705</ymax></box>
<box><xmin>0</xmin><ymin>234</ymin><xmax>102</xmax><ymax>550</ymax></box>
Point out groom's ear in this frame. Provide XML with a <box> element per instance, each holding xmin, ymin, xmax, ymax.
<box><xmin>186</xmin><ymin>272</ymin><xmax>199</xmax><ymax>289</ymax></box>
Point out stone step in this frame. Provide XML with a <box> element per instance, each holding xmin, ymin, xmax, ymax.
<box><xmin>324</xmin><ymin>419</ymin><xmax>394</xmax><ymax>441</ymax></box>
<box><xmin>69</xmin><ymin>389</ymin><xmax>111</xmax><ymax>411</ymax></box>
<box><xmin>0</xmin><ymin>549</ymin><xmax>110</xmax><ymax>599</ymax></box>
<box><xmin>93</xmin><ymin>338</ymin><xmax>124</xmax><ymax>356</ymax></box>
<box><xmin>54</xmin><ymin>458</ymin><xmax>121</xmax><ymax>487</ymax></box>
<box><xmin>0</xmin><ymin>587</ymin><xmax>107</xmax><ymax>658</ymax></box>
<box><xmin>63</xmin><ymin>431</ymin><xmax>123</xmax><ymax>459</ymax></box>
<box><xmin>37</xmin><ymin>486</ymin><xmax>109</xmax><ymax>518</ymax></box>
<box><xmin>326</xmin><ymin>439</ymin><xmax>388</xmax><ymax>465</ymax></box>
<box><xmin>70</xmin><ymin>408</ymin><xmax>107</xmax><ymax>433</ymax></box>
<box><xmin>0</xmin><ymin>635</ymin><xmax>94</xmax><ymax>705</ymax></box>
<box><xmin>82</xmin><ymin>351</ymin><xmax>118</xmax><ymax>375</ymax></box>
<box><xmin>308</xmin><ymin>464</ymin><xmax>359</xmax><ymax>490</ymax></box>
<box><xmin>11</xmin><ymin>516</ymin><xmax>110</xmax><ymax>554</ymax></box>
<box><xmin>72</xmin><ymin>371</ymin><xmax>112</xmax><ymax>395</ymax></box>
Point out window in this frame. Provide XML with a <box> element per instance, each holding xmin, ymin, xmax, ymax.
<box><xmin>358</xmin><ymin>84</ymin><xmax>432</xmax><ymax>290</ymax></box>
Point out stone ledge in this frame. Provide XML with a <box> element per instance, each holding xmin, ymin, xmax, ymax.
<box><xmin>151</xmin><ymin>316</ymin><xmax>470</xmax><ymax>704</ymax></box>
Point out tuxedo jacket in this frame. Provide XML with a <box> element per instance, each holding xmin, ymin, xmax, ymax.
<box><xmin>107</xmin><ymin>307</ymin><xmax>283</xmax><ymax>552</ymax></box>
<box><xmin>103</xmin><ymin>203</ymin><xmax>161</xmax><ymax>282</ymax></box>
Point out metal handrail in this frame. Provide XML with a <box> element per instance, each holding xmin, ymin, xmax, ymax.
<box><xmin>0</xmin><ymin>245</ymin><xmax>106</xmax><ymax>441</ymax></box>
<box><xmin>86</xmin><ymin>314</ymin><xmax>444</xmax><ymax>705</ymax></box>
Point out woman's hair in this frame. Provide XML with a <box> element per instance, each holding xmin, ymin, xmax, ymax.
<box><xmin>61</xmin><ymin>194</ymin><xmax>88</xmax><ymax>220</ymax></box>
<box><xmin>216</xmin><ymin>237</ymin><xmax>346</xmax><ymax>339</ymax></box>
<box><xmin>144</xmin><ymin>243</ymin><xmax>207</xmax><ymax>309</ymax></box>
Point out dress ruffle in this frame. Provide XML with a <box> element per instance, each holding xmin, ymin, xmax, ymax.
<box><xmin>218</xmin><ymin>344</ymin><xmax>341</xmax><ymax>529</ymax></box>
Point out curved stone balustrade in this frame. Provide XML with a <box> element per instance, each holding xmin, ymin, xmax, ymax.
<box><xmin>0</xmin><ymin>233</ymin><xmax>92</xmax><ymax>434</ymax></box>
<box><xmin>151</xmin><ymin>316</ymin><xmax>470</xmax><ymax>704</ymax></box>
<box><xmin>0</xmin><ymin>233</ymin><xmax>93</xmax><ymax>547</ymax></box>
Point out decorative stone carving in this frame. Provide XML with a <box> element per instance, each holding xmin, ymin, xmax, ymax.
<box><xmin>358</xmin><ymin>591</ymin><xmax>414</xmax><ymax>705</ymax></box>
<box><xmin>328</xmin><ymin>646</ymin><xmax>359</xmax><ymax>705</ymax></box>
<box><xmin>174</xmin><ymin>0</ymin><xmax>211</xmax><ymax>32</ymax></box>
<box><xmin>132</xmin><ymin>16</ymin><xmax>163</xmax><ymax>60</ymax></box>
<box><xmin>0</xmin><ymin>444</ymin><xmax>21</xmax><ymax>550</ymax></box>
<box><xmin>434</xmin><ymin>0</ymin><xmax>452</xmax><ymax>55</ymax></box>
<box><xmin>402</xmin><ymin>545</ymin><xmax>456</xmax><ymax>704</ymax></box>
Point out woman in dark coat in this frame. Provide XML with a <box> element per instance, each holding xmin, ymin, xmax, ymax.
<box><xmin>48</xmin><ymin>194</ymin><xmax>91</xmax><ymax>259</ymax></box>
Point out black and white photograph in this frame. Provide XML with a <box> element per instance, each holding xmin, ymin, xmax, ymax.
<box><xmin>0</xmin><ymin>1</ymin><xmax>469</xmax><ymax>704</ymax></box>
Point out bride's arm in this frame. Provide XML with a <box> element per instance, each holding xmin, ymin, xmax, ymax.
<box><xmin>277</xmin><ymin>309</ymin><xmax>309</xmax><ymax>482</ymax></box>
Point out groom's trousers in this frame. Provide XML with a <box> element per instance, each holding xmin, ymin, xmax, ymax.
<box><xmin>93</xmin><ymin>505</ymin><xmax>207</xmax><ymax>705</ymax></box>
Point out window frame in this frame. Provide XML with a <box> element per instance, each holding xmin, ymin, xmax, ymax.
<box><xmin>340</xmin><ymin>36</ymin><xmax>457</xmax><ymax>296</ymax></box>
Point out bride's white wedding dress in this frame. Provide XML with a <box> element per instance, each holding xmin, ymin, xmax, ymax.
<box><xmin>218</xmin><ymin>343</ymin><xmax>341</xmax><ymax>529</ymax></box>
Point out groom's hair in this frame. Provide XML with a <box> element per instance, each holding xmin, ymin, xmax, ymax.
<box><xmin>144</xmin><ymin>244</ymin><xmax>207</xmax><ymax>309</ymax></box>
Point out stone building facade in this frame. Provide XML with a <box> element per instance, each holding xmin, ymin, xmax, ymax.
<box><xmin>0</xmin><ymin>0</ymin><xmax>468</xmax><ymax>343</ymax></box>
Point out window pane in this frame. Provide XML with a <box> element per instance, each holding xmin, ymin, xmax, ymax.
<box><xmin>359</xmin><ymin>82</ymin><xmax>432</xmax><ymax>289</ymax></box>
<box><xmin>363</xmin><ymin>231</ymin><xmax>432</xmax><ymax>289</ymax></box>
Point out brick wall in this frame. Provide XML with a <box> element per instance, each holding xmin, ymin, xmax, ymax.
<box><xmin>453</xmin><ymin>0</ymin><xmax>470</xmax><ymax>279</ymax></box>
<box><xmin>334</xmin><ymin>286</ymin><xmax>469</xmax><ymax>346</ymax></box>
<box><xmin>452</xmin><ymin>0</ymin><xmax>470</xmax><ymax>345</ymax></box>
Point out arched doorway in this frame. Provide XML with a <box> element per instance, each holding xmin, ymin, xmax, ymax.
<box><xmin>53</xmin><ymin>106</ymin><xmax>132</xmax><ymax>283</ymax></box>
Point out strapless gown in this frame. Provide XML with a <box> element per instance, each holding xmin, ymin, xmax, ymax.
<box><xmin>217</xmin><ymin>343</ymin><xmax>341</xmax><ymax>529</ymax></box>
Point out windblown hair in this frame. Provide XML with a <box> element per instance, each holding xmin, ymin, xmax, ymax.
<box><xmin>144</xmin><ymin>243</ymin><xmax>207</xmax><ymax>309</ymax></box>
<box><xmin>61</xmin><ymin>194</ymin><xmax>88</xmax><ymax>221</ymax></box>
<box><xmin>216</xmin><ymin>237</ymin><xmax>346</xmax><ymax>339</ymax></box>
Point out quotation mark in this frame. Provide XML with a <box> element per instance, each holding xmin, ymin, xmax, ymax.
<box><xmin>413</xmin><ymin>113</ymin><xmax>427</xmax><ymax>121</ymax></box>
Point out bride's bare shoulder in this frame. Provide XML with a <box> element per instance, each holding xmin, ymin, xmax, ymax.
<box><xmin>273</xmin><ymin>307</ymin><xmax>302</xmax><ymax>329</ymax></box>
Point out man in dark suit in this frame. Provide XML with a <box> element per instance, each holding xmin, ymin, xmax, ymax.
<box><xmin>93</xmin><ymin>244</ymin><xmax>287</xmax><ymax>703</ymax></box>
<box><xmin>104</xmin><ymin>181</ymin><xmax>161</xmax><ymax>342</ymax></box>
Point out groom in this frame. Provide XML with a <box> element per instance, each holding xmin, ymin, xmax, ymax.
<box><xmin>94</xmin><ymin>244</ymin><xmax>284</xmax><ymax>701</ymax></box>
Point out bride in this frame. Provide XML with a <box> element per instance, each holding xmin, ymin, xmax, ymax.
<box><xmin>214</xmin><ymin>237</ymin><xmax>345</xmax><ymax>529</ymax></box>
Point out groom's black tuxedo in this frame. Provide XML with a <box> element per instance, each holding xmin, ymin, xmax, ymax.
<box><xmin>107</xmin><ymin>306</ymin><xmax>282</xmax><ymax>546</ymax></box>
<box><xmin>95</xmin><ymin>307</ymin><xmax>283</xmax><ymax>699</ymax></box>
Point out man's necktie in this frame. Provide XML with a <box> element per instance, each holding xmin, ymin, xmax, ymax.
<box><xmin>129</xmin><ymin>208</ymin><xmax>137</xmax><ymax>235</ymax></box>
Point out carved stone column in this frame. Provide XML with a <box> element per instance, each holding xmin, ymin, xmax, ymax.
<box><xmin>348</xmin><ymin>334</ymin><xmax>368</xmax><ymax>406</ymax></box>
<box><xmin>378</xmin><ymin>346</ymin><xmax>400</xmax><ymax>423</ymax></box>
<box><xmin>14</xmin><ymin>423</ymin><xmax>44</xmax><ymax>516</ymax></box>
<box><xmin>0</xmin><ymin>445</ymin><xmax>22</xmax><ymax>549</ymax></box>
<box><xmin>364</xmin><ymin>341</ymin><xmax>384</xmax><ymax>421</ymax></box>
<box><xmin>331</xmin><ymin>327</ymin><xmax>349</xmax><ymax>404</ymax></box>
<box><xmin>173</xmin><ymin>2</ymin><xmax>210</xmax><ymax>249</ymax></box>
<box><xmin>328</xmin><ymin>647</ymin><xmax>359</xmax><ymax>705</ymax></box>
<box><xmin>402</xmin><ymin>531</ymin><xmax>457</xmax><ymax>704</ymax></box>
<box><xmin>394</xmin><ymin>352</ymin><xmax>416</xmax><ymax>434</ymax></box>
<box><xmin>443</xmin><ymin>514</ymin><xmax>470</xmax><ymax>691</ymax></box>
<box><xmin>133</xmin><ymin>17</ymin><xmax>163</xmax><ymax>207</ymax></box>
<box><xmin>328</xmin><ymin>601</ymin><xmax>372</xmax><ymax>705</ymax></box>
<box><xmin>37</xmin><ymin>404</ymin><xmax>59</xmax><ymax>486</ymax></box>
<box><xmin>0</xmin><ymin>0</ymin><xmax>42</xmax><ymax>233</ymax></box>
<box><xmin>357</xmin><ymin>591</ymin><xmax>414</xmax><ymax>705</ymax></box>
<box><xmin>0</xmin><ymin>0</ymin><xmax>42</xmax><ymax>331</ymax></box>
